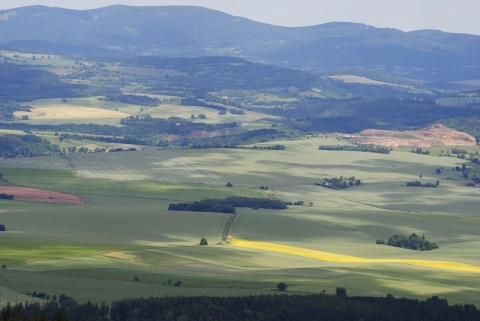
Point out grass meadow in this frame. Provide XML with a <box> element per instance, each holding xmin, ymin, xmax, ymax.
<box><xmin>1</xmin><ymin>136</ymin><xmax>480</xmax><ymax>306</ymax></box>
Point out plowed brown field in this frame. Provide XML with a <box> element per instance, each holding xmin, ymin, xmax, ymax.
<box><xmin>0</xmin><ymin>186</ymin><xmax>84</xmax><ymax>204</ymax></box>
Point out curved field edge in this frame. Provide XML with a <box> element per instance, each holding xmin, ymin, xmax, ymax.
<box><xmin>229</xmin><ymin>238</ymin><xmax>480</xmax><ymax>273</ymax></box>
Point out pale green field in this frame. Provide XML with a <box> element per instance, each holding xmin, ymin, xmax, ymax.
<box><xmin>0</xmin><ymin>50</ymin><xmax>76</xmax><ymax>69</ymax></box>
<box><xmin>0</xmin><ymin>196</ymin><xmax>231</xmax><ymax>246</ymax></box>
<box><xmin>0</xmin><ymin>129</ymin><xmax>28</xmax><ymax>136</ymax></box>
<box><xmin>144</xmin><ymin>103</ymin><xmax>277</xmax><ymax>129</ymax></box>
<box><xmin>1</xmin><ymin>136</ymin><xmax>480</xmax><ymax>306</ymax></box>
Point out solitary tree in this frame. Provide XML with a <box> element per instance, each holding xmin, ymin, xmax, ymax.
<box><xmin>277</xmin><ymin>282</ymin><xmax>288</xmax><ymax>291</ymax></box>
<box><xmin>336</xmin><ymin>287</ymin><xmax>347</xmax><ymax>298</ymax></box>
<box><xmin>199</xmin><ymin>238</ymin><xmax>208</xmax><ymax>246</ymax></box>
<box><xmin>0</xmin><ymin>224</ymin><xmax>5</xmax><ymax>231</ymax></box>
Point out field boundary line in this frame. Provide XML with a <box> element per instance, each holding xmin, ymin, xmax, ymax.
<box><xmin>222</xmin><ymin>212</ymin><xmax>238</xmax><ymax>241</ymax></box>
<box><xmin>61</xmin><ymin>155</ymin><xmax>77</xmax><ymax>178</ymax></box>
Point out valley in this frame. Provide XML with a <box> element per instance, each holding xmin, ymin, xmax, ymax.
<box><xmin>0</xmin><ymin>5</ymin><xmax>479</xmax><ymax>318</ymax></box>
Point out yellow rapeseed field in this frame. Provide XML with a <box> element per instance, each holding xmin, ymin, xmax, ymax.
<box><xmin>229</xmin><ymin>238</ymin><xmax>480</xmax><ymax>273</ymax></box>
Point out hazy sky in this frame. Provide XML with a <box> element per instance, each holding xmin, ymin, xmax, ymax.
<box><xmin>1</xmin><ymin>0</ymin><xmax>479</xmax><ymax>35</ymax></box>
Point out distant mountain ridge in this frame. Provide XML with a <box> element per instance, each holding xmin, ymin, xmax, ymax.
<box><xmin>0</xmin><ymin>5</ymin><xmax>479</xmax><ymax>87</ymax></box>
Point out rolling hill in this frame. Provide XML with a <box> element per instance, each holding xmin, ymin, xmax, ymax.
<box><xmin>0</xmin><ymin>5</ymin><xmax>479</xmax><ymax>88</ymax></box>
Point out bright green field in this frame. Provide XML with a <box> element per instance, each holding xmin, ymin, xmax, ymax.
<box><xmin>1</xmin><ymin>137</ymin><xmax>480</xmax><ymax>306</ymax></box>
<box><xmin>0</xmin><ymin>236</ymin><xmax>135</xmax><ymax>266</ymax></box>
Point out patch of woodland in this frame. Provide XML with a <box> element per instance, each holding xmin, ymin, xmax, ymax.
<box><xmin>315</xmin><ymin>176</ymin><xmax>362</xmax><ymax>190</ymax></box>
<box><xmin>376</xmin><ymin>233</ymin><xmax>439</xmax><ymax>251</ymax></box>
<box><xmin>168</xmin><ymin>197</ymin><xmax>287</xmax><ymax>214</ymax></box>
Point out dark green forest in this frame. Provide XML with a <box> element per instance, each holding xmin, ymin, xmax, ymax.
<box><xmin>377</xmin><ymin>233</ymin><xmax>439</xmax><ymax>251</ymax></box>
<box><xmin>0</xmin><ymin>63</ymin><xmax>105</xmax><ymax>103</ymax></box>
<box><xmin>168</xmin><ymin>197</ymin><xmax>288</xmax><ymax>213</ymax></box>
<box><xmin>0</xmin><ymin>134</ymin><xmax>60</xmax><ymax>158</ymax></box>
<box><xmin>2</xmin><ymin>293</ymin><xmax>479</xmax><ymax>321</ymax></box>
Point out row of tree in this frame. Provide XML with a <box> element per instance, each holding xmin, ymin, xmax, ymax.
<box><xmin>103</xmin><ymin>93</ymin><xmax>160</xmax><ymax>106</ymax></box>
<box><xmin>406</xmin><ymin>181</ymin><xmax>439</xmax><ymax>188</ymax></box>
<box><xmin>411</xmin><ymin>147</ymin><xmax>430</xmax><ymax>155</ymax></box>
<box><xmin>319</xmin><ymin>144</ymin><xmax>391</xmax><ymax>154</ymax></box>
<box><xmin>168</xmin><ymin>197</ymin><xmax>288</xmax><ymax>213</ymax></box>
<box><xmin>250</xmin><ymin>144</ymin><xmax>286</xmax><ymax>150</ymax></box>
<box><xmin>0</xmin><ymin>193</ymin><xmax>14</xmax><ymax>200</ymax></box>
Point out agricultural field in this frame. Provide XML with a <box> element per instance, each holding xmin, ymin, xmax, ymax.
<box><xmin>1</xmin><ymin>51</ymin><xmax>480</xmax><ymax>306</ymax></box>
<box><xmin>1</xmin><ymin>136</ymin><xmax>480</xmax><ymax>306</ymax></box>
<box><xmin>15</xmin><ymin>97</ymin><xmax>134</xmax><ymax>126</ymax></box>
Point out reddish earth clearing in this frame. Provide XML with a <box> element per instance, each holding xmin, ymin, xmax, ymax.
<box><xmin>343</xmin><ymin>124</ymin><xmax>476</xmax><ymax>148</ymax></box>
<box><xmin>0</xmin><ymin>186</ymin><xmax>84</xmax><ymax>205</ymax></box>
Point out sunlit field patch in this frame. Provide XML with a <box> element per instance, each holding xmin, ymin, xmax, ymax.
<box><xmin>229</xmin><ymin>238</ymin><xmax>480</xmax><ymax>273</ymax></box>
<box><xmin>15</xmin><ymin>106</ymin><xmax>129</xmax><ymax>120</ymax></box>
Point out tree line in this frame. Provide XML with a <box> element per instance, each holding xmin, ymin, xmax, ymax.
<box><xmin>406</xmin><ymin>181</ymin><xmax>438</xmax><ymax>188</ymax></box>
<box><xmin>169</xmin><ymin>197</ymin><xmax>287</xmax><ymax>213</ymax></box>
<box><xmin>315</xmin><ymin>176</ymin><xmax>362</xmax><ymax>190</ymax></box>
<box><xmin>2</xmin><ymin>292</ymin><xmax>479</xmax><ymax>321</ymax></box>
<box><xmin>0</xmin><ymin>193</ymin><xmax>14</xmax><ymax>200</ymax></box>
<box><xmin>319</xmin><ymin>144</ymin><xmax>391</xmax><ymax>154</ymax></box>
<box><xmin>102</xmin><ymin>93</ymin><xmax>160</xmax><ymax>106</ymax></box>
<box><xmin>181</xmin><ymin>97</ymin><xmax>227</xmax><ymax>112</ymax></box>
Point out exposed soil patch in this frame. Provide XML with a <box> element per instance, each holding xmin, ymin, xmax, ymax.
<box><xmin>344</xmin><ymin>124</ymin><xmax>476</xmax><ymax>148</ymax></box>
<box><xmin>0</xmin><ymin>186</ymin><xmax>84</xmax><ymax>204</ymax></box>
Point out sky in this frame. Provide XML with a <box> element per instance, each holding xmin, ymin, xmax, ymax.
<box><xmin>0</xmin><ymin>0</ymin><xmax>479</xmax><ymax>35</ymax></box>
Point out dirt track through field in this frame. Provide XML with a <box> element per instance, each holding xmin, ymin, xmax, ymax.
<box><xmin>229</xmin><ymin>238</ymin><xmax>480</xmax><ymax>273</ymax></box>
<box><xmin>0</xmin><ymin>186</ymin><xmax>84</xmax><ymax>204</ymax></box>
